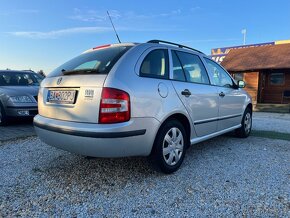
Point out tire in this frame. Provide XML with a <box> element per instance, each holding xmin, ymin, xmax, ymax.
<box><xmin>0</xmin><ymin>103</ymin><xmax>7</xmax><ymax>126</ymax></box>
<box><xmin>149</xmin><ymin>119</ymin><xmax>188</xmax><ymax>174</ymax></box>
<box><xmin>235</xmin><ymin>107</ymin><xmax>252</xmax><ymax>138</ymax></box>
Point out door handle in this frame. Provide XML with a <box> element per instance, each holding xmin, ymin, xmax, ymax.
<box><xmin>219</xmin><ymin>92</ymin><xmax>225</xmax><ymax>97</ymax></box>
<box><xmin>181</xmin><ymin>89</ymin><xmax>191</xmax><ymax>97</ymax></box>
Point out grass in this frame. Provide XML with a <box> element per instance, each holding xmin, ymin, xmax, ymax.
<box><xmin>251</xmin><ymin>130</ymin><xmax>290</xmax><ymax>141</ymax></box>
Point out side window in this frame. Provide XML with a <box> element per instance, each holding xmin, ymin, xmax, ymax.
<box><xmin>205</xmin><ymin>58</ymin><xmax>234</xmax><ymax>88</ymax></box>
<box><xmin>172</xmin><ymin>51</ymin><xmax>186</xmax><ymax>81</ymax></box>
<box><xmin>140</xmin><ymin>49</ymin><xmax>169</xmax><ymax>79</ymax></box>
<box><xmin>175</xmin><ymin>51</ymin><xmax>210</xmax><ymax>84</ymax></box>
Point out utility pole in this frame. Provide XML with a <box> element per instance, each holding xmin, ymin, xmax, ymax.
<box><xmin>241</xmin><ymin>29</ymin><xmax>247</xmax><ymax>45</ymax></box>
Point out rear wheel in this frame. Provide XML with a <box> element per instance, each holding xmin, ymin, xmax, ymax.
<box><xmin>235</xmin><ymin>107</ymin><xmax>252</xmax><ymax>138</ymax></box>
<box><xmin>149</xmin><ymin>119</ymin><xmax>188</xmax><ymax>174</ymax></box>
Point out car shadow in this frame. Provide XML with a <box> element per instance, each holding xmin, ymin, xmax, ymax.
<box><xmin>5</xmin><ymin>117</ymin><xmax>34</xmax><ymax>126</ymax></box>
<box><xmin>37</xmin><ymin>147</ymin><xmax>157</xmax><ymax>193</ymax></box>
<box><xmin>35</xmin><ymin>133</ymin><xmax>243</xmax><ymax>194</ymax></box>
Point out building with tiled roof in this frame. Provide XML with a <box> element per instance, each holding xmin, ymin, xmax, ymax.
<box><xmin>220</xmin><ymin>43</ymin><xmax>290</xmax><ymax>107</ymax></box>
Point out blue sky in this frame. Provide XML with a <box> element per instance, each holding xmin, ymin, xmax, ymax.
<box><xmin>1</xmin><ymin>0</ymin><xmax>290</xmax><ymax>74</ymax></box>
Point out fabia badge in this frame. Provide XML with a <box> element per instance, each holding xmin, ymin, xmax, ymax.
<box><xmin>57</xmin><ymin>77</ymin><xmax>62</xmax><ymax>85</ymax></box>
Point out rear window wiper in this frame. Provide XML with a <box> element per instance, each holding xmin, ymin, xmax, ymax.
<box><xmin>61</xmin><ymin>68</ymin><xmax>104</xmax><ymax>75</ymax></box>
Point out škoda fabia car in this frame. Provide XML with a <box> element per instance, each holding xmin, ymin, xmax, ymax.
<box><xmin>34</xmin><ymin>40</ymin><xmax>252</xmax><ymax>173</ymax></box>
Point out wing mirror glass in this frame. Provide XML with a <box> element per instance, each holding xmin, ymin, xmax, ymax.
<box><xmin>238</xmin><ymin>80</ymin><xmax>246</xmax><ymax>88</ymax></box>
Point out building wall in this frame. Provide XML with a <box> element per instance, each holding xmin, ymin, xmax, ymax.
<box><xmin>244</xmin><ymin>72</ymin><xmax>259</xmax><ymax>104</ymax></box>
<box><xmin>232</xmin><ymin>70</ymin><xmax>290</xmax><ymax>104</ymax></box>
<box><xmin>231</xmin><ymin>71</ymin><xmax>259</xmax><ymax>104</ymax></box>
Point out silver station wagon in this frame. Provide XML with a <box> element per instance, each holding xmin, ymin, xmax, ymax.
<box><xmin>34</xmin><ymin>40</ymin><xmax>252</xmax><ymax>173</ymax></box>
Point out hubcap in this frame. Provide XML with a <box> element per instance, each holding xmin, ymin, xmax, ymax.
<box><xmin>244</xmin><ymin>113</ymin><xmax>252</xmax><ymax>134</ymax></box>
<box><xmin>162</xmin><ymin>127</ymin><xmax>184</xmax><ymax>166</ymax></box>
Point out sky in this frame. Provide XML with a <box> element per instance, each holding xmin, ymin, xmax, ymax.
<box><xmin>0</xmin><ymin>0</ymin><xmax>290</xmax><ymax>74</ymax></box>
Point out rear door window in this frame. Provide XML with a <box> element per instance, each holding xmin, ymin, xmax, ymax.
<box><xmin>174</xmin><ymin>51</ymin><xmax>210</xmax><ymax>85</ymax></box>
<box><xmin>140</xmin><ymin>49</ymin><xmax>169</xmax><ymax>79</ymax></box>
<box><xmin>172</xmin><ymin>51</ymin><xmax>186</xmax><ymax>82</ymax></box>
<box><xmin>48</xmin><ymin>46</ymin><xmax>132</xmax><ymax>77</ymax></box>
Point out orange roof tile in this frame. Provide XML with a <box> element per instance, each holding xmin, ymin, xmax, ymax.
<box><xmin>221</xmin><ymin>43</ymin><xmax>290</xmax><ymax>72</ymax></box>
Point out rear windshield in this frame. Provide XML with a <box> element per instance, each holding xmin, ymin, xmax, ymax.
<box><xmin>0</xmin><ymin>71</ymin><xmax>44</xmax><ymax>86</ymax></box>
<box><xmin>47</xmin><ymin>46</ymin><xmax>132</xmax><ymax>77</ymax></box>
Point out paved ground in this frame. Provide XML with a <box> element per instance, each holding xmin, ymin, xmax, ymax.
<box><xmin>252</xmin><ymin>112</ymin><xmax>290</xmax><ymax>134</ymax></box>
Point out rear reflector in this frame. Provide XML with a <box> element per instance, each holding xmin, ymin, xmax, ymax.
<box><xmin>99</xmin><ymin>87</ymin><xmax>130</xmax><ymax>124</ymax></box>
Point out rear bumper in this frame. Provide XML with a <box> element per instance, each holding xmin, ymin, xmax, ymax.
<box><xmin>34</xmin><ymin>115</ymin><xmax>160</xmax><ymax>157</ymax></box>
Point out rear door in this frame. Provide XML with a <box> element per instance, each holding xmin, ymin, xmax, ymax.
<box><xmin>204</xmin><ymin>58</ymin><xmax>245</xmax><ymax>130</ymax></box>
<box><xmin>170</xmin><ymin>50</ymin><xmax>219</xmax><ymax>137</ymax></box>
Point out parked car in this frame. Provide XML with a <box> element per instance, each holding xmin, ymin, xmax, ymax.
<box><xmin>0</xmin><ymin>70</ymin><xmax>44</xmax><ymax>125</ymax></box>
<box><xmin>34</xmin><ymin>40</ymin><xmax>252</xmax><ymax>173</ymax></box>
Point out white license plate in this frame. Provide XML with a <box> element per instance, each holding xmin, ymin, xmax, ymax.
<box><xmin>47</xmin><ymin>90</ymin><xmax>76</xmax><ymax>104</ymax></box>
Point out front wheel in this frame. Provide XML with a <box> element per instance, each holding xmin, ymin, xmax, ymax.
<box><xmin>149</xmin><ymin>119</ymin><xmax>188</xmax><ymax>174</ymax></box>
<box><xmin>235</xmin><ymin>108</ymin><xmax>252</xmax><ymax>138</ymax></box>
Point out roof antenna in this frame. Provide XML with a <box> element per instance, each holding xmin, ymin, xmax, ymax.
<box><xmin>107</xmin><ymin>10</ymin><xmax>121</xmax><ymax>43</ymax></box>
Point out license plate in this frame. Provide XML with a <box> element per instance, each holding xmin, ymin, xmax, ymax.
<box><xmin>47</xmin><ymin>90</ymin><xmax>76</xmax><ymax>104</ymax></box>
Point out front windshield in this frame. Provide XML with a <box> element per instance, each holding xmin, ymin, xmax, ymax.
<box><xmin>0</xmin><ymin>71</ymin><xmax>44</xmax><ymax>86</ymax></box>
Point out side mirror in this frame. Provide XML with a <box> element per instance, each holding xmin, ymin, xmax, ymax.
<box><xmin>238</xmin><ymin>80</ymin><xmax>246</xmax><ymax>88</ymax></box>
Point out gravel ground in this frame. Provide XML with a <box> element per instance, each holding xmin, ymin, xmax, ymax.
<box><xmin>253</xmin><ymin>112</ymin><xmax>290</xmax><ymax>133</ymax></box>
<box><xmin>1</xmin><ymin>135</ymin><xmax>289</xmax><ymax>217</ymax></box>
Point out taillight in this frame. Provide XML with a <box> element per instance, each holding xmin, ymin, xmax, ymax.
<box><xmin>99</xmin><ymin>87</ymin><xmax>130</xmax><ymax>124</ymax></box>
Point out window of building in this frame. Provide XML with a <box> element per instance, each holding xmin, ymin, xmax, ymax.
<box><xmin>270</xmin><ymin>73</ymin><xmax>284</xmax><ymax>85</ymax></box>
<box><xmin>140</xmin><ymin>49</ymin><xmax>169</xmax><ymax>79</ymax></box>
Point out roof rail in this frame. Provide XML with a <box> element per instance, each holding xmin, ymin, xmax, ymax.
<box><xmin>147</xmin><ymin>39</ymin><xmax>205</xmax><ymax>54</ymax></box>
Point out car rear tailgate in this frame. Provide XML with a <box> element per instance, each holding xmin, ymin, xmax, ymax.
<box><xmin>38</xmin><ymin>75</ymin><xmax>106</xmax><ymax>123</ymax></box>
